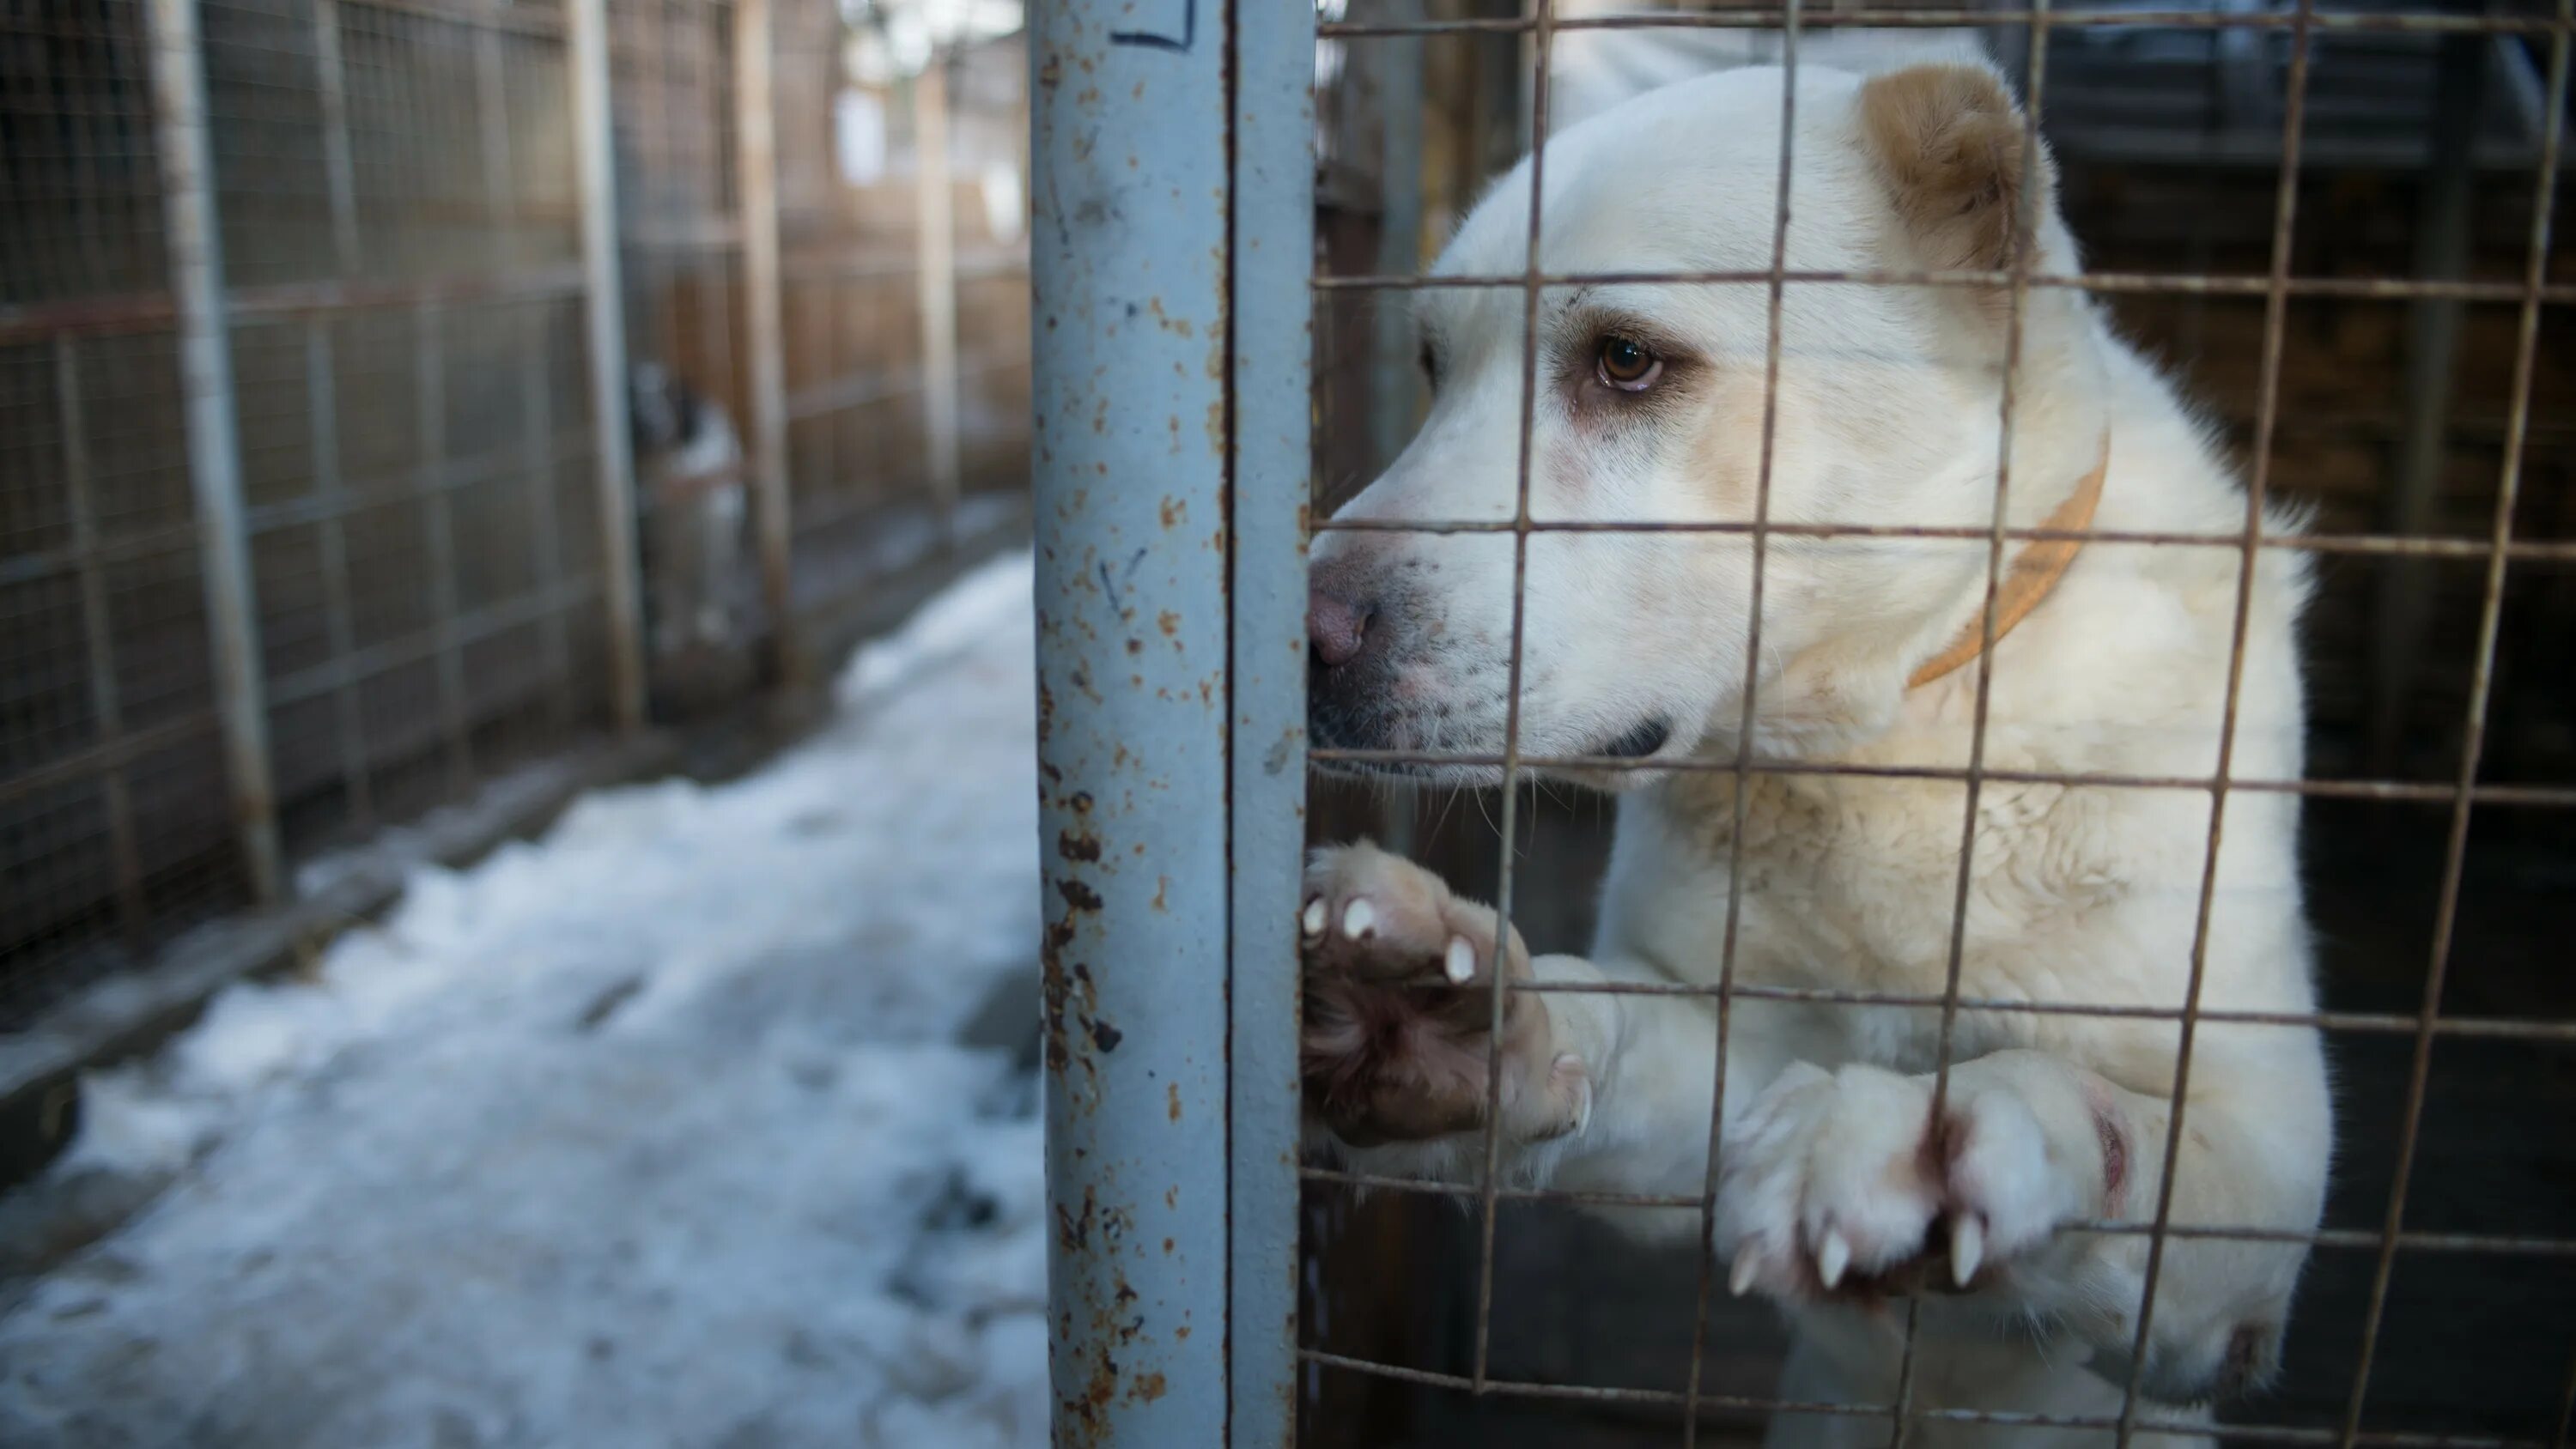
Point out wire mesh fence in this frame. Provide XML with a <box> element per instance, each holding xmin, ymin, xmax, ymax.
<box><xmin>0</xmin><ymin>0</ymin><xmax>1030</xmax><ymax>1033</ymax></box>
<box><xmin>1286</xmin><ymin>2</ymin><xmax>2575</xmax><ymax>1447</ymax></box>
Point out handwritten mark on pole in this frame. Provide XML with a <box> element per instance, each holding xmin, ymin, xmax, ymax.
<box><xmin>1109</xmin><ymin>0</ymin><xmax>1194</xmax><ymax>52</ymax></box>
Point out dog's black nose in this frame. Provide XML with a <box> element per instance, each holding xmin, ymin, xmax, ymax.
<box><xmin>1308</xmin><ymin>583</ymin><xmax>1374</xmax><ymax>670</ymax></box>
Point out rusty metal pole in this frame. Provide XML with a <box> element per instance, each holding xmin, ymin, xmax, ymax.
<box><xmin>1230</xmin><ymin>0</ymin><xmax>1315</xmax><ymax>1441</ymax></box>
<box><xmin>568</xmin><ymin>0</ymin><xmax>647</xmax><ymax>733</ymax></box>
<box><xmin>147</xmin><ymin>0</ymin><xmax>283</xmax><ymax>905</ymax></box>
<box><xmin>734</xmin><ymin>0</ymin><xmax>799</xmax><ymax>687</ymax></box>
<box><xmin>1034</xmin><ymin>0</ymin><xmax>1297</xmax><ymax>1438</ymax></box>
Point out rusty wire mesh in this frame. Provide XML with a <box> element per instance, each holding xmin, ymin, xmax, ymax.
<box><xmin>2</xmin><ymin>0</ymin><xmax>606</xmax><ymax>1027</ymax></box>
<box><xmin>773</xmin><ymin>9</ymin><xmax>1031</xmax><ymax>615</ymax></box>
<box><xmin>1297</xmin><ymin>2</ymin><xmax>2574</xmax><ymax>1446</ymax></box>
<box><xmin>0</xmin><ymin>1</ymin><xmax>1031</xmax><ymax>1033</ymax></box>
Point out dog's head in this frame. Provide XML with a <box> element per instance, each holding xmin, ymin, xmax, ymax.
<box><xmin>628</xmin><ymin>361</ymin><xmax>702</xmax><ymax>456</ymax></box>
<box><xmin>1309</xmin><ymin>60</ymin><xmax>2111</xmax><ymax>786</ymax></box>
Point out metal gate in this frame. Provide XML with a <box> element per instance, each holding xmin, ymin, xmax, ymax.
<box><xmin>1033</xmin><ymin>0</ymin><xmax>2576</xmax><ymax>1446</ymax></box>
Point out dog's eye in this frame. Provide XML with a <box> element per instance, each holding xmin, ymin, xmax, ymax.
<box><xmin>1595</xmin><ymin>335</ymin><xmax>1661</xmax><ymax>391</ymax></box>
<box><xmin>1418</xmin><ymin>340</ymin><xmax>1441</xmax><ymax>391</ymax></box>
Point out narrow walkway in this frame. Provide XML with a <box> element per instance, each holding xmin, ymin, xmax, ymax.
<box><xmin>0</xmin><ymin>557</ymin><xmax>1048</xmax><ymax>1449</ymax></box>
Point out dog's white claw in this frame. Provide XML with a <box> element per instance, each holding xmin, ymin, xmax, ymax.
<box><xmin>1301</xmin><ymin>898</ymin><xmax>1327</xmax><ymax>940</ymax></box>
<box><xmin>1341</xmin><ymin>898</ymin><xmax>1376</xmax><ymax>940</ymax></box>
<box><xmin>1554</xmin><ymin>1054</ymin><xmax>1592</xmax><ymax>1136</ymax></box>
<box><xmin>1443</xmin><ymin>936</ymin><xmax>1477</xmax><ymax>984</ymax></box>
<box><xmin>1728</xmin><ymin>1243</ymin><xmax>1761</xmax><ymax>1298</ymax></box>
<box><xmin>1950</xmin><ymin>1214</ymin><xmax>1985</xmax><ymax>1287</ymax></box>
<box><xmin>1817</xmin><ymin>1228</ymin><xmax>1851</xmax><ymax>1291</ymax></box>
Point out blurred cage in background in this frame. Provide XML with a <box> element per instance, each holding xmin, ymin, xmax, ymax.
<box><xmin>0</xmin><ymin>0</ymin><xmax>1030</xmax><ymax>1040</ymax></box>
<box><xmin>1296</xmin><ymin>2</ymin><xmax>2576</xmax><ymax>1446</ymax></box>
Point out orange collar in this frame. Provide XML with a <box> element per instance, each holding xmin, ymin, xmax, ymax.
<box><xmin>1906</xmin><ymin>435</ymin><xmax>2110</xmax><ymax>690</ymax></box>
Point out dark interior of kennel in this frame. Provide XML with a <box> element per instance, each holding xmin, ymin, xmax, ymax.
<box><xmin>1299</xmin><ymin>13</ymin><xmax>2576</xmax><ymax>1446</ymax></box>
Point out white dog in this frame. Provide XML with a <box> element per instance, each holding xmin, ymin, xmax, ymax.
<box><xmin>629</xmin><ymin>361</ymin><xmax>750</xmax><ymax>656</ymax></box>
<box><xmin>1298</xmin><ymin>58</ymin><xmax>2329</xmax><ymax>1449</ymax></box>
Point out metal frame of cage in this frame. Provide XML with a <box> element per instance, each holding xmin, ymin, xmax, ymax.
<box><xmin>1</xmin><ymin>0</ymin><xmax>1032</xmax><ymax>1032</ymax></box>
<box><xmin>1030</xmin><ymin>0</ymin><xmax>2573</xmax><ymax>1445</ymax></box>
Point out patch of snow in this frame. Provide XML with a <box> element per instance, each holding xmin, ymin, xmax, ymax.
<box><xmin>0</xmin><ymin>553</ymin><xmax>1046</xmax><ymax>1449</ymax></box>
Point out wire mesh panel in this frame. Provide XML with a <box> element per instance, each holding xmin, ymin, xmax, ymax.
<box><xmin>205</xmin><ymin>0</ymin><xmax>606</xmax><ymax>854</ymax></box>
<box><xmin>2</xmin><ymin>0</ymin><xmax>1039</xmax><ymax>1053</ymax></box>
<box><xmin>774</xmin><ymin>4</ymin><xmax>1030</xmax><ymax>628</ymax></box>
<box><xmin>0</xmin><ymin>0</ymin><xmax>605</xmax><ymax>1026</ymax></box>
<box><xmin>4</xmin><ymin>0</ymin><xmax>249</xmax><ymax>1024</ymax></box>
<box><xmin>1280</xmin><ymin>3</ymin><xmax>2576</xmax><ymax>1447</ymax></box>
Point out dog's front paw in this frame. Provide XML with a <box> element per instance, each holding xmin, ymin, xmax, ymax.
<box><xmin>1716</xmin><ymin>1063</ymin><xmax>2086</xmax><ymax>1305</ymax></box>
<box><xmin>1298</xmin><ymin>842</ymin><xmax>1590</xmax><ymax>1149</ymax></box>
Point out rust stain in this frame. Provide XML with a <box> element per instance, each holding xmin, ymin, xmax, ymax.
<box><xmin>1056</xmin><ymin>829</ymin><xmax>1102</xmax><ymax>863</ymax></box>
<box><xmin>1055</xmin><ymin>1187</ymin><xmax>1095</xmax><ymax>1253</ymax></box>
<box><xmin>1129</xmin><ymin>1373</ymin><xmax>1168</xmax><ymax>1404</ymax></box>
<box><xmin>1157</xmin><ymin>609</ymin><xmax>1178</xmax><ymax>637</ymax></box>
<box><xmin>1166</xmin><ymin>1082</ymin><xmax>1181</xmax><ymax>1122</ymax></box>
<box><xmin>1040</xmin><ymin>922</ymin><xmax>1084</xmax><ymax>1080</ymax></box>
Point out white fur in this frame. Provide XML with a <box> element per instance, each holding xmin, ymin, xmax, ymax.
<box><xmin>1301</xmin><ymin>60</ymin><xmax>2330</xmax><ymax>1449</ymax></box>
<box><xmin>630</xmin><ymin>363</ymin><xmax>750</xmax><ymax>653</ymax></box>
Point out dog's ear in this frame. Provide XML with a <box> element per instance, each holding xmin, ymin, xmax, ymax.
<box><xmin>1856</xmin><ymin>63</ymin><xmax>2052</xmax><ymax>280</ymax></box>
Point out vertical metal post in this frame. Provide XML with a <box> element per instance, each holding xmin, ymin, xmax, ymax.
<box><xmin>1033</xmin><ymin>0</ymin><xmax>1236</xmax><ymax>1439</ymax></box>
<box><xmin>416</xmin><ymin>301</ymin><xmax>474</xmax><ymax>785</ymax></box>
<box><xmin>734</xmin><ymin>0</ymin><xmax>799</xmax><ymax>685</ymax></box>
<box><xmin>312</xmin><ymin>0</ymin><xmax>361</xmax><ymax>275</ymax></box>
<box><xmin>57</xmin><ymin>336</ymin><xmax>149</xmax><ymax>937</ymax></box>
<box><xmin>1230</xmin><ymin>0</ymin><xmax>1315</xmax><ymax>1441</ymax></box>
<box><xmin>568</xmin><ymin>0</ymin><xmax>648</xmax><ymax>733</ymax></box>
<box><xmin>307</xmin><ymin>0</ymin><xmax>369</xmax><ymax>818</ymax></box>
<box><xmin>147</xmin><ymin>0</ymin><xmax>283</xmax><ymax>904</ymax></box>
<box><xmin>914</xmin><ymin>54</ymin><xmax>962</xmax><ymax>534</ymax></box>
<box><xmin>473</xmin><ymin>0</ymin><xmax>519</xmax><ymax>266</ymax></box>
<box><xmin>522</xmin><ymin>308</ymin><xmax>576</xmax><ymax>728</ymax></box>
<box><xmin>306</xmin><ymin>321</ymin><xmax>375</xmax><ymax>826</ymax></box>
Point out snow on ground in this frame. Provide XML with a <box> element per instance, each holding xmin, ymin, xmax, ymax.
<box><xmin>0</xmin><ymin>555</ymin><xmax>1047</xmax><ymax>1449</ymax></box>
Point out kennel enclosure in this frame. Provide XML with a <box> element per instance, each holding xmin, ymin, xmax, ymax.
<box><xmin>2</xmin><ymin>0</ymin><xmax>1033</xmax><ymax>1094</ymax></box>
<box><xmin>1032</xmin><ymin>0</ymin><xmax>2576</xmax><ymax>1446</ymax></box>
